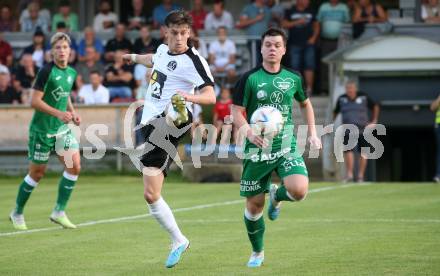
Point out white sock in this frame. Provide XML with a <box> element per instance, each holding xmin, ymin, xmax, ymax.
<box><xmin>148</xmin><ymin>197</ymin><xmax>186</xmax><ymax>246</ymax></box>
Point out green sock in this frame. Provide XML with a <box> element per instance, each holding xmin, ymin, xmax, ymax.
<box><xmin>244</xmin><ymin>213</ymin><xmax>265</xmax><ymax>253</ymax></box>
<box><xmin>275</xmin><ymin>185</ymin><xmax>294</xmax><ymax>202</ymax></box>
<box><xmin>55</xmin><ymin>173</ymin><xmax>77</xmax><ymax>212</ymax></box>
<box><xmin>15</xmin><ymin>176</ymin><xmax>37</xmax><ymax>214</ymax></box>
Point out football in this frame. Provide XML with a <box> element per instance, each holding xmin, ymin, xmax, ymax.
<box><xmin>250</xmin><ymin>106</ymin><xmax>284</xmax><ymax>138</ymax></box>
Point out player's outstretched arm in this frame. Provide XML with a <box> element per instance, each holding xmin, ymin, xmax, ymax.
<box><xmin>176</xmin><ymin>85</ymin><xmax>216</xmax><ymax>105</ymax></box>
<box><xmin>232</xmin><ymin>104</ymin><xmax>267</xmax><ymax>148</ymax></box>
<box><xmin>299</xmin><ymin>99</ymin><xmax>322</xmax><ymax>150</ymax></box>
<box><xmin>31</xmin><ymin>90</ymin><xmax>73</xmax><ymax>123</ymax></box>
<box><xmin>121</xmin><ymin>54</ymin><xmax>153</xmax><ymax>68</ymax></box>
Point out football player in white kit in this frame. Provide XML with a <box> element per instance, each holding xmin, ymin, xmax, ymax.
<box><xmin>122</xmin><ymin>10</ymin><xmax>215</xmax><ymax>268</ymax></box>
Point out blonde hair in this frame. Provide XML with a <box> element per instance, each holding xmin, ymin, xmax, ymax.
<box><xmin>50</xmin><ymin>32</ymin><xmax>71</xmax><ymax>48</ymax></box>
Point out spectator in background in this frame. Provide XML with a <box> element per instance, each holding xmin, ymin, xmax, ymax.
<box><xmin>0</xmin><ymin>68</ymin><xmax>20</xmax><ymax>104</ymax></box>
<box><xmin>78</xmin><ymin>70</ymin><xmax>109</xmax><ymax>104</ymax></box>
<box><xmin>0</xmin><ymin>32</ymin><xmax>13</xmax><ymax>68</ymax></box>
<box><xmin>126</xmin><ymin>0</ymin><xmax>149</xmax><ymax>31</ymax></box>
<box><xmin>19</xmin><ymin>0</ymin><xmax>50</xmax><ymax>30</ymax></box>
<box><xmin>93</xmin><ymin>0</ymin><xmax>118</xmax><ymax>33</ymax></box>
<box><xmin>75</xmin><ymin>46</ymin><xmax>105</xmax><ymax>87</ymax></box>
<box><xmin>22</xmin><ymin>29</ymin><xmax>46</xmax><ymax>68</ymax></box>
<box><xmin>204</xmin><ymin>0</ymin><xmax>234</xmax><ymax>30</ymax></box>
<box><xmin>78</xmin><ymin>27</ymin><xmax>104</xmax><ymax>62</ymax></box>
<box><xmin>236</xmin><ymin>0</ymin><xmax>271</xmax><ymax>65</ymax></box>
<box><xmin>133</xmin><ymin>24</ymin><xmax>160</xmax><ymax>54</ymax></box>
<box><xmin>13</xmin><ymin>54</ymin><xmax>37</xmax><ymax>104</ymax></box>
<box><xmin>104</xmin><ymin>23</ymin><xmax>133</xmax><ymax>63</ymax></box>
<box><xmin>430</xmin><ymin>94</ymin><xmax>440</xmax><ymax>182</ymax></box>
<box><xmin>422</xmin><ymin>0</ymin><xmax>440</xmax><ymax>23</ymax></box>
<box><xmin>191</xmin><ymin>28</ymin><xmax>208</xmax><ymax>59</ymax></box>
<box><xmin>283</xmin><ymin>0</ymin><xmax>319</xmax><ymax>95</ymax></box>
<box><xmin>317</xmin><ymin>0</ymin><xmax>349</xmax><ymax>94</ymax></box>
<box><xmin>267</xmin><ymin>0</ymin><xmax>285</xmax><ymax>28</ymax></box>
<box><xmin>51</xmin><ymin>0</ymin><xmax>78</xmax><ymax>32</ymax></box>
<box><xmin>0</xmin><ymin>5</ymin><xmax>18</xmax><ymax>32</ymax></box>
<box><xmin>190</xmin><ymin>0</ymin><xmax>207</xmax><ymax>31</ymax></box>
<box><xmin>352</xmin><ymin>0</ymin><xmax>387</xmax><ymax>38</ymax></box>
<box><xmin>208</xmin><ymin>26</ymin><xmax>237</xmax><ymax>86</ymax></box>
<box><xmin>213</xmin><ymin>87</ymin><xmax>233</xmax><ymax>144</ymax></box>
<box><xmin>152</xmin><ymin>0</ymin><xmax>181</xmax><ymax>29</ymax></box>
<box><xmin>20</xmin><ymin>1</ymin><xmax>50</xmax><ymax>33</ymax></box>
<box><xmin>45</xmin><ymin>22</ymin><xmax>77</xmax><ymax>65</ymax></box>
<box><xmin>333</xmin><ymin>80</ymin><xmax>379</xmax><ymax>182</ymax></box>
<box><xmin>104</xmin><ymin>50</ymin><xmax>133</xmax><ymax>101</ymax></box>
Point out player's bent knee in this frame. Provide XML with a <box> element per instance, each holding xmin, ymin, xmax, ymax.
<box><xmin>144</xmin><ymin>192</ymin><xmax>160</xmax><ymax>204</ymax></box>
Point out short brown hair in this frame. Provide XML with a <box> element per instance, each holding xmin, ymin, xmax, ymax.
<box><xmin>261</xmin><ymin>27</ymin><xmax>287</xmax><ymax>46</ymax></box>
<box><xmin>164</xmin><ymin>10</ymin><xmax>193</xmax><ymax>27</ymax></box>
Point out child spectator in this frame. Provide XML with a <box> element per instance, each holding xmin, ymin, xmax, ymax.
<box><xmin>213</xmin><ymin>87</ymin><xmax>233</xmax><ymax>144</ymax></box>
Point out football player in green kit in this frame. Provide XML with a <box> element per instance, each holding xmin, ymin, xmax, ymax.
<box><xmin>9</xmin><ymin>32</ymin><xmax>81</xmax><ymax>230</ymax></box>
<box><xmin>232</xmin><ymin>28</ymin><xmax>322</xmax><ymax>267</ymax></box>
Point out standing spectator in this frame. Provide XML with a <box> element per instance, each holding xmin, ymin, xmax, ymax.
<box><xmin>13</xmin><ymin>54</ymin><xmax>37</xmax><ymax>104</ymax></box>
<box><xmin>51</xmin><ymin>0</ymin><xmax>79</xmax><ymax>32</ymax></box>
<box><xmin>20</xmin><ymin>2</ymin><xmax>50</xmax><ymax>33</ymax></box>
<box><xmin>208</xmin><ymin>26</ymin><xmax>237</xmax><ymax>85</ymax></box>
<box><xmin>204</xmin><ymin>0</ymin><xmax>234</xmax><ymax>30</ymax></box>
<box><xmin>78</xmin><ymin>70</ymin><xmax>109</xmax><ymax>104</ymax></box>
<box><xmin>104</xmin><ymin>50</ymin><xmax>133</xmax><ymax>101</ymax></box>
<box><xmin>75</xmin><ymin>46</ymin><xmax>105</xmax><ymax>87</ymax></box>
<box><xmin>267</xmin><ymin>0</ymin><xmax>285</xmax><ymax>28</ymax></box>
<box><xmin>352</xmin><ymin>0</ymin><xmax>387</xmax><ymax>38</ymax></box>
<box><xmin>236</xmin><ymin>0</ymin><xmax>271</xmax><ymax>65</ymax></box>
<box><xmin>189</xmin><ymin>0</ymin><xmax>207</xmax><ymax>31</ymax></box>
<box><xmin>93</xmin><ymin>0</ymin><xmax>118</xmax><ymax>33</ymax></box>
<box><xmin>22</xmin><ymin>29</ymin><xmax>46</xmax><ymax>68</ymax></box>
<box><xmin>152</xmin><ymin>0</ymin><xmax>181</xmax><ymax>29</ymax></box>
<box><xmin>45</xmin><ymin>22</ymin><xmax>78</xmax><ymax>65</ymax></box>
<box><xmin>317</xmin><ymin>0</ymin><xmax>349</xmax><ymax>94</ymax></box>
<box><xmin>282</xmin><ymin>0</ymin><xmax>319</xmax><ymax>95</ymax></box>
<box><xmin>422</xmin><ymin>0</ymin><xmax>440</xmax><ymax>23</ymax></box>
<box><xmin>19</xmin><ymin>0</ymin><xmax>50</xmax><ymax>31</ymax></box>
<box><xmin>78</xmin><ymin>27</ymin><xmax>104</xmax><ymax>62</ymax></box>
<box><xmin>0</xmin><ymin>5</ymin><xmax>18</xmax><ymax>32</ymax></box>
<box><xmin>430</xmin><ymin>94</ymin><xmax>440</xmax><ymax>182</ymax></box>
<box><xmin>133</xmin><ymin>24</ymin><xmax>160</xmax><ymax>54</ymax></box>
<box><xmin>333</xmin><ymin>81</ymin><xmax>380</xmax><ymax>182</ymax></box>
<box><xmin>213</xmin><ymin>87</ymin><xmax>233</xmax><ymax>144</ymax></box>
<box><xmin>104</xmin><ymin>23</ymin><xmax>133</xmax><ymax>63</ymax></box>
<box><xmin>0</xmin><ymin>68</ymin><xmax>20</xmax><ymax>104</ymax></box>
<box><xmin>126</xmin><ymin>0</ymin><xmax>149</xmax><ymax>31</ymax></box>
<box><xmin>0</xmin><ymin>32</ymin><xmax>13</xmax><ymax>68</ymax></box>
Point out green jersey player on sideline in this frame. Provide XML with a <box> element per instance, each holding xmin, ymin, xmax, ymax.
<box><xmin>9</xmin><ymin>32</ymin><xmax>81</xmax><ymax>230</ymax></box>
<box><xmin>232</xmin><ymin>28</ymin><xmax>322</xmax><ymax>267</ymax></box>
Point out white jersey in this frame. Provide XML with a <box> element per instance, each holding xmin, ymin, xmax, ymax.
<box><xmin>141</xmin><ymin>44</ymin><xmax>214</xmax><ymax>124</ymax></box>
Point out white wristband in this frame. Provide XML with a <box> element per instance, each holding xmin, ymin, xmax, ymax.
<box><xmin>131</xmin><ymin>54</ymin><xmax>136</xmax><ymax>63</ymax></box>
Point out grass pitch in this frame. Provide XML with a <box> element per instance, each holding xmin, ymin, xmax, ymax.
<box><xmin>0</xmin><ymin>175</ymin><xmax>439</xmax><ymax>275</ymax></box>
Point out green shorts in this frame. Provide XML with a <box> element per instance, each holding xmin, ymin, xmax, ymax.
<box><xmin>240</xmin><ymin>150</ymin><xmax>308</xmax><ymax>197</ymax></box>
<box><xmin>28</xmin><ymin>130</ymin><xmax>79</xmax><ymax>164</ymax></box>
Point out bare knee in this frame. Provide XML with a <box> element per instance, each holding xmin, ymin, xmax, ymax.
<box><xmin>286</xmin><ymin>187</ymin><xmax>308</xmax><ymax>201</ymax></box>
<box><xmin>29</xmin><ymin>168</ymin><xmax>46</xmax><ymax>182</ymax></box>
<box><xmin>144</xmin><ymin>191</ymin><xmax>160</xmax><ymax>204</ymax></box>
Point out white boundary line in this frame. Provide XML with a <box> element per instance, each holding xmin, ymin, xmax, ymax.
<box><xmin>0</xmin><ymin>183</ymin><xmax>366</xmax><ymax>237</ymax></box>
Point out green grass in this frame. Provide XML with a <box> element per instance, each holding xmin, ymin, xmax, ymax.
<box><xmin>1</xmin><ymin>176</ymin><xmax>439</xmax><ymax>275</ymax></box>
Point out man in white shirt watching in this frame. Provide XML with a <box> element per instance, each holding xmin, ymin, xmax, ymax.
<box><xmin>208</xmin><ymin>26</ymin><xmax>237</xmax><ymax>85</ymax></box>
<box><xmin>78</xmin><ymin>70</ymin><xmax>110</xmax><ymax>104</ymax></box>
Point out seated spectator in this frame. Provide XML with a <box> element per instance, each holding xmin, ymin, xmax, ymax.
<box><xmin>213</xmin><ymin>87</ymin><xmax>233</xmax><ymax>144</ymax></box>
<box><xmin>0</xmin><ymin>5</ymin><xmax>18</xmax><ymax>32</ymax></box>
<box><xmin>0</xmin><ymin>32</ymin><xmax>13</xmax><ymax>68</ymax></box>
<box><xmin>208</xmin><ymin>26</ymin><xmax>237</xmax><ymax>85</ymax></box>
<box><xmin>104</xmin><ymin>50</ymin><xmax>133</xmax><ymax>101</ymax></box>
<box><xmin>78</xmin><ymin>70</ymin><xmax>109</xmax><ymax>104</ymax></box>
<box><xmin>104</xmin><ymin>23</ymin><xmax>133</xmax><ymax>63</ymax></box>
<box><xmin>352</xmin><ymin>0</ymin><xmax>387</xmax><ymax>38</ymax></box>
<box><xmin>20</xmin><ymin>1</ymin><xmax>50</xmax><ymax>33</ymax></box>
<box><xmin>126</xmin><ymin>0</ymin><xmax>149</xmax><ymax>31</ymax></box>
<box><xmin>22</xmin><ymin>29</ymin><xmax>46</xmax><ymax>68</ymax></box>
<box><xmin>45</xmin><ymin>22</ymin><xmax>78</xmax><ymax>65</ymax></box>
<box><xmin>75</xmin><ymin>46</ymin><xmax>105</xmax><ymax>87</ymax></box>
<box><xmin>422</xmin><ymin>0</ymin><xmax>440</xmax><ymax>23</ymax></box>
<box><xmin>191</xmin><ymin>28</ymin><xmax>208</xmax><ymax>59</ymax></box>
<box><xmin>51</xmin><ymin>0</ymin><xmax>78</xmax><ymax>32</ymax></box>
<box><xmin>152</xmin><ymin>0</ymin><xmax>181</xmax><ymax>29</ymax></box>
<box><xmin>93</xmin><ymin>0</ymin><xmax>118</xmax><ymax>33</ymax></box>
<box><xmin>0</xmin><ymin>68</ymin><xmax>20</xmax><ymax>104</ymax></box>
<box><xmin>190</xmin><ymin>0</ymin><xmax>207</xmax><ymax>31</ymax></box>
<box><xmin>78</xmin><ymin>27</ymin><xmax>104</xmax><ymax>62</ymax></box>
<box><xmin>205</xmin><ymin>0</ymin><xmax>234</xmax><ymax>30</ymax></box>
<box><xmin>13</xmin><ymin>54</ymin><xmax>37</xmax><ymax>104</ymax></box>
<box><xmin>133</xmin><ymin>24</ymin><xmax>160</xmax><ymax>54</ymax></box>
<box><xmin>19</xmin><ymin>0</ymin><xmax>51</xmax><ymax>31</ymax></box>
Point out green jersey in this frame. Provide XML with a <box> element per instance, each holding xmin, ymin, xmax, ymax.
<box><xmin>30</xmin><ymin>62</ymin><xmax>77</xmax><ymax>134</ymax></box>
<box><xmin>233</xmin><ymin>65</ymin><xmax>308</xmax><ymax>156</ymax></box>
